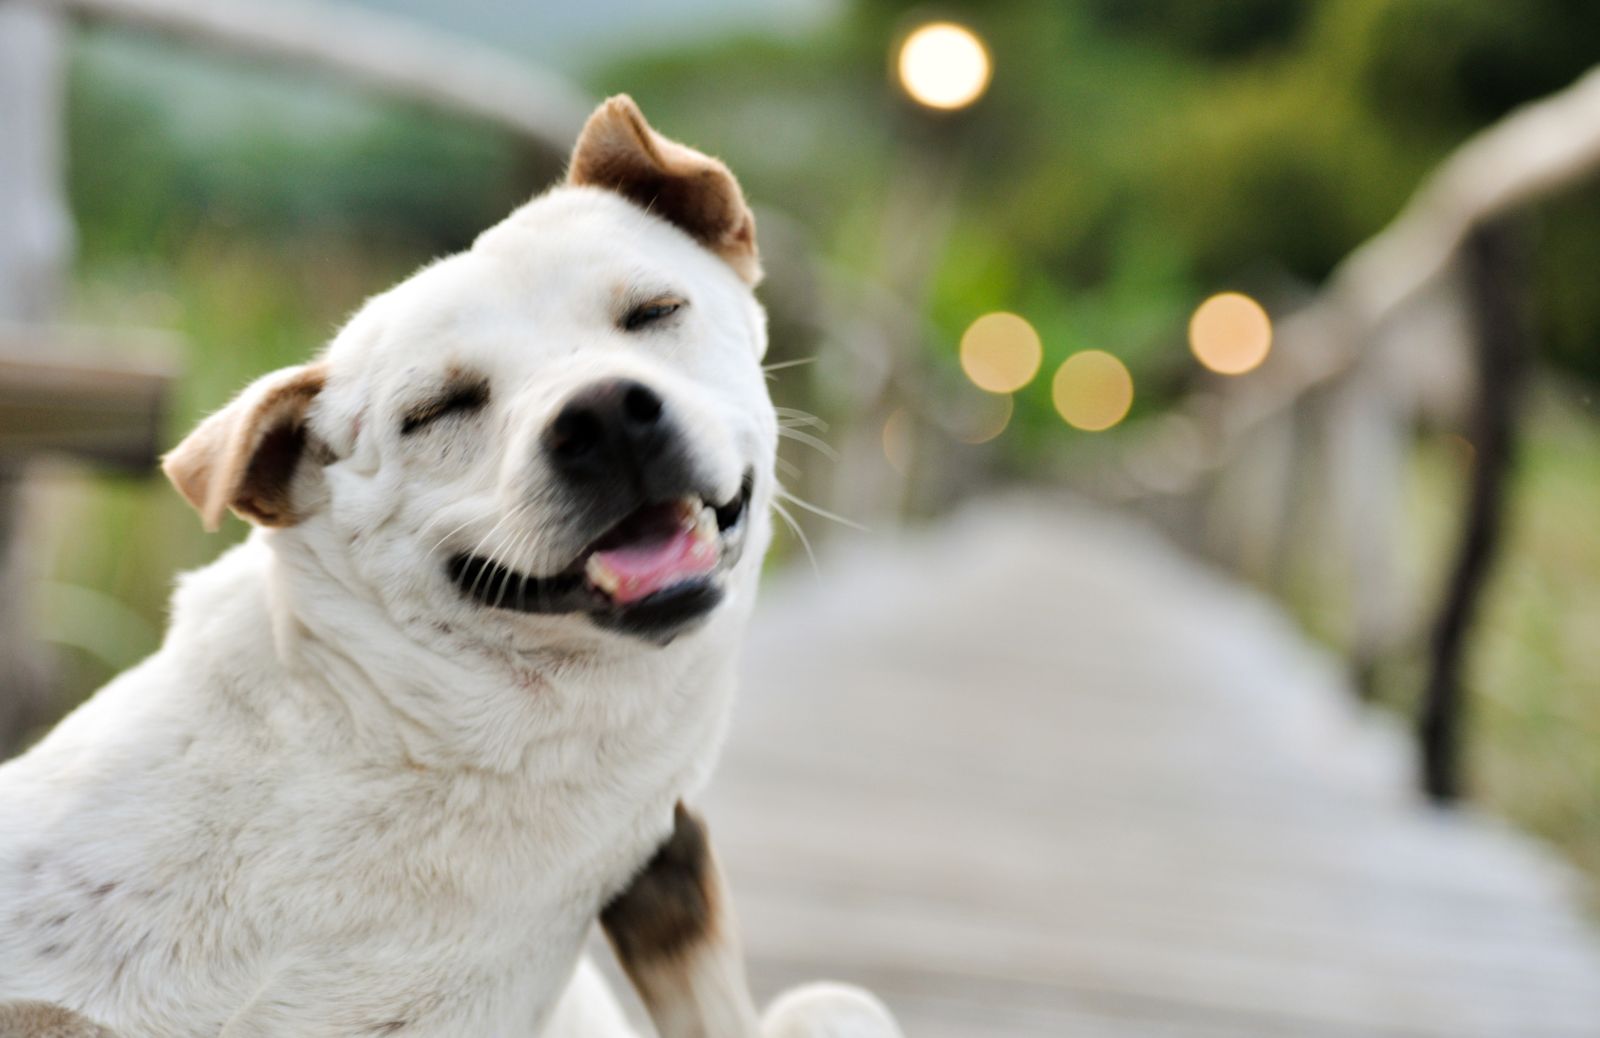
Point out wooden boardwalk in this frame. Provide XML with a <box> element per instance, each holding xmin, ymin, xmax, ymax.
<box><xmin>701</xmin><ymin>500</ymin><xmax>1600</xmax><ymax>1037</ymax></box>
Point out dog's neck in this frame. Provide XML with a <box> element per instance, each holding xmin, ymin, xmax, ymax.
<box><xmin>170</xmin><ymin>533</ymin><xmax>744</xmax><ymax>796</ymax></box>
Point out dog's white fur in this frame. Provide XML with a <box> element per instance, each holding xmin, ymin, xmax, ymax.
<box><xmin>0</xmin><ymin>98</ymin><xmax>894</xmax><ymax>1037</ymax></box>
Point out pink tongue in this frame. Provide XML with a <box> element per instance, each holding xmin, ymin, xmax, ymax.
<box><xmin>593</xmin><ymin>525</ymin><xmax>718</xmax><ymax>605</ymax></box>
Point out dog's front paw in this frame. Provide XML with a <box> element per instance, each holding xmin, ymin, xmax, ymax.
<box><xmin>761</xmin><ymin>983</ymin><xmax>903</xmax><ymax>1038</ymax></box>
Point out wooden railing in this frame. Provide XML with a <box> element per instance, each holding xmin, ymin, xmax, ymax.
<box><xmin>1107</xmin><ymin>65</ymin><xmax>1600</xmax><ymax>801</ymax></box>
<box><xmin>35</xmin><ymin>0</ymin><xmax>593</xmax><ymax>150</ymax></box>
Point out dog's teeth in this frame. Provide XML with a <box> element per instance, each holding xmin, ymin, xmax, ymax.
<box><xmin>692</xmin><ymin>504</ymin><xmax>720</xmax><ymax>545</ymax></box>
<box><xmin>585</xmin><ymin>554</ymin><xmax>621</xmax><ymax>594</ymax></box>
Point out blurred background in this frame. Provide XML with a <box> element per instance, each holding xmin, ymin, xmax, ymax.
<box><xmin>3</xmin><ymin>0</ymin><xmax>1600</xmax><ymax>1031</ymax></box>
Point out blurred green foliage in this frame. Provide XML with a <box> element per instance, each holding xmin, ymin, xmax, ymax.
<box><xmin>591</xmin><ymin>0</ymin><xmax>1600</xmax><ymax>426</ymax></box>
<box><xmin>67</xmin><ymin>35</ymin><xmax>545</xmax><ymax>262</ymax></box>
<box><xmin>67</xmin><ymin>2</ymin><xmax>1600</xmax><ymax>414</ymax></box>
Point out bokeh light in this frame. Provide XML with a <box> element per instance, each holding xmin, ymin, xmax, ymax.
<box><xmin>897</xmin><ymin>22</ymin><xmax>992</xmax><ymax>111</ymax></box>
<box><xmin>883</xmin><ymin>407</ymin><xmax>915</xmax><ymax>473</ymax></box>
<box><xmin>960</xmin><ymin>312</ymin><xmax>1042</xmax><ymax>393</ymax></box>
<box><xmin>1052</xmin><ymin>350</ymin><xmax>1134</xmax><ymax>431</ymax></box>
<box><xmin>1189</xmin><ymin>292</ymin><xmax>1273</xmax><ymax>375</ymax></box>
<box><xmin>954</xmin><ymin>391</ymin><xmax>1014</xmax><ymax>444</ymax></box>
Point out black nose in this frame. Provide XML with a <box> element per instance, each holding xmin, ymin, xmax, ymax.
<box><xmin>543</xmin><ymin>378</ymin><xmax>680</xmax><ymax>490</ymax></box>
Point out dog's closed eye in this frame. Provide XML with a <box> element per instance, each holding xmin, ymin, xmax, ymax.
<box><xmin>622</xmin><ymin>298</ymin><xmax>684</xmax><ymax>332</ymax></box>
<box><xmin>401</xmin><ymin>378</ymin><xmax>490</xmax><ymax>436</ymax></box>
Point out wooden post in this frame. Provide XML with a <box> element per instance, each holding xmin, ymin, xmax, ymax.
<box><xmin>1418</xmin><ymin>221</ymin><xmax>1526</xmax><ymax>803</ymax></box>
<box><xmin>0</xmin><ymin>0</ymin><xmax>74</xmax><ymax>754</ymax></box>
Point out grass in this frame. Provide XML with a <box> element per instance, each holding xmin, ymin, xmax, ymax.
<box><xmin>1453</xmin><ymin>399</ymin><xmax>1600</xmax><ymax>892</ymax></box>
<box><xmin>1392</xmin><ymin>393</ymin><xmax>1600</xmax><ymax>898</ymax></box>
<box><xmin>30</xmin><ymin>233</ymin><xmax>419</xmax><ymax>721</ymax></box>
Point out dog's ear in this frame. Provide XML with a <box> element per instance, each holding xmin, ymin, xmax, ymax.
<box><xmin>163</xmin><ymin>362</ymin><xmax>329</xmax><ymax>532</ymax></box>
<box><xmin>568</xmin><ymin>95</ymin><xmax>761</xmax><ymax>285</ymax></box>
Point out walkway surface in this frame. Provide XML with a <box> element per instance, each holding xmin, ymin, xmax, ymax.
<box><xmin>700</xmin><ymin>500</ymin><xmax>1600</xmax><ymax>1037</ymax></box>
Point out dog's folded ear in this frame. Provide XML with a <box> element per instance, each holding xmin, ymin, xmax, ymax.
<box><xmin>568</xmin><ymin>95</ymin><xmax>761</xmax><ymax>285</ymax></box>
<box><xmin>162</xmin><ymin>362</ymin><xmax>329</xmax><ymax>532</ymax></box>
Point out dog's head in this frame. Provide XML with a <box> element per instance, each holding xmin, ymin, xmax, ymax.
<box><xmin>164</xmin><ymin>97</ymin><xmax>776</xmax><ymax>649</ymax></box>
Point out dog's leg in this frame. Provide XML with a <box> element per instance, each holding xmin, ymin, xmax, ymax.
<box><xmin>0</xmin><ymin>1001</ymin><xmax>117</xmax><ymax>1038</ymax></box>
<box><xmin>600</xmin><ymin>804</ymin><xmax>901</xmax><ymax>1038</ymax></box>
<box><xmin>600</xmin><ymin>802</ymin><xmax>761</xmax><ymax>1038</ymax></box>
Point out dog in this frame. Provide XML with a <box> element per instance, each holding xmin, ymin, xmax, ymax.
<box><xmin>0</xmin><ymin>96</ymin><xmax>898</xmax><ymax>1038</ymax></box>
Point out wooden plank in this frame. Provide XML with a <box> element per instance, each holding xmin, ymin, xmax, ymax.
<box><xmin>0</xmin><ymin>338</ymin><xmax>176</xmax><ymax>469</ymax></box>
<box><xmin>707</xmin><ymin>502</ymin><xmax>1600</xmax><ymax>1036</ymax></box>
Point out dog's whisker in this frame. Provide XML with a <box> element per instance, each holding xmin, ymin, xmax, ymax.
<box><xmin>495</xmin><ymin>521</ymin><xmax>542</xmax><ymax>608</ymax></box>
<box><xmin>774</xmin><ymin>456</ymin><xmax>802</xmax><ymax>479</ymax></box>
<box><xmin>465</xmin><ymin>529</ymin><xmax>509</xmax><ymax>602</ymax></box>
<box><xmin>493</xmin><ymin>551</ymin><xmax>517</xmax><ymax>609</ymax></box>
<box><xmin>776</xmin><ymin>427</ymin><xmax>840</xmax><ymax>462</ymax></box>
<box><xmin>773</xmin><ymin>407</ymin><xmax>828</xmax><ymax>432</ymax></box>
<box><xmin>484</xmin><ymin>529</ymin><xmax>515</xmax><ymax>608</ymax></box>
<box><xmin>776</xmin><ymin>488</ymin><xmax>867</xmax><ymax>532</ymax></box>
<box><xmin>771</xmin><ymin>499</ymin><xmax>820</xmax><ymax>580</ymax></box>
<box><xmin>761</xmin><ymin>356</ymin><xmax>817</xmax><ymax>373</ymax></box>
<box><xmin>425</xmin><ymin>513</ymin><xmax>483</xmax><ymax>562</ymax></box>
<box><xmin>464</xmin><ymin>509</ymin><xmax>516</xmax><ymax>562</ymax></box>
<box><xmin>465</xmin><ymin>504</ymin><xmax>531</xmax><ymax>602</ymax></box>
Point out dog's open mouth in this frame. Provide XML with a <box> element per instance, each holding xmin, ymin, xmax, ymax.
<box><xmin>445</xmin><ymin>472</ymin><xmax>753</xmax><ymax>641</ymax></box>
<box><xmin>584</xmin><ymin>497</ymin><xmax>724</xmax><ymax>606</ymax></box>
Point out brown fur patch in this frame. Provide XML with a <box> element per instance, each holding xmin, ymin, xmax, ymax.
<box><xmin>233</xmin><ymin>419</ymin><xmax>308</xmax><ymax>526</ymax></box>
<box><xmin>0</xmin><ymin>1001</ymin><xmax>117</xmax><ymax>1038</ymax></box>
<box><xmin>600</xmin><ymin>802</ymin><xmax>719</xmax><ymax>967</ymax></box>
<box><xmin>568</xmin><ymin>96</ymin><xmax>762</xmax><ymax>286</ymax></box>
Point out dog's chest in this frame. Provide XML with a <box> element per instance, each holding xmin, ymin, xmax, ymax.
<box><xmin>2</xmin><ymin>743</ymin><xmax>675</xmax><ymax>1034</ymax></box>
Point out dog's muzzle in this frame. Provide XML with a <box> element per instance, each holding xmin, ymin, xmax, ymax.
<box><xmin>446</xmin><ymin>378</ymin><xmax>755</xmax><ymax>644</ymax></box>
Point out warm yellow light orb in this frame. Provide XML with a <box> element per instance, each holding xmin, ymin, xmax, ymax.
<box><xmin>1189</xmin><ymin>291</ymin><xmax>1273</xmax><ymax>375</ymax></box>
<box><xmin>960</xmin><ymin>312</ymin><xmax>1041</xmax><ymax>393</ymax></box>
<box><xmin>1052</xmin><ymin>350</ymin><xmax>1134</xmax><ymax>432</ymax></box>
<box><xmin>897</xmin><ymin>22</ymin><xmax>992</xmax><ymax>111</ymax></box>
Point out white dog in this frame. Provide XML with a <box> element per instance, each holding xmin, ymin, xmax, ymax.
<box><xmin>0</xmin><ymin>97</ymin><xmax>898</xmax><ymax>1038</ymax></box>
